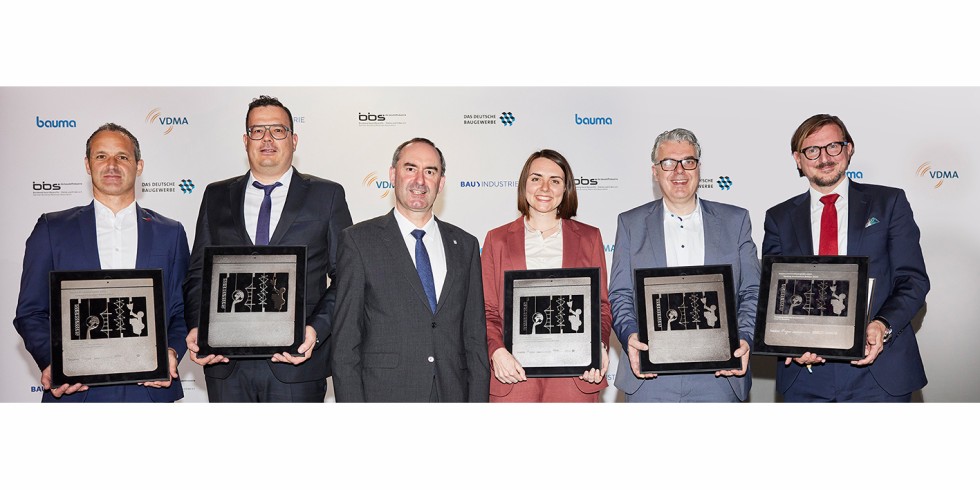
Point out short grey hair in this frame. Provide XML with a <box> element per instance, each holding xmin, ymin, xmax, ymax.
<box><xmin>651</xmin><ymin>128</ymin><xmax>701</xmax><ymax>163</ymax></box>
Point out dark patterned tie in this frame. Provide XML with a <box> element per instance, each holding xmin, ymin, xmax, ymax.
<box><xmin>818</xmin><ymin>193</ymin><xmax>840</xmax><ymax>255</ymax></box>
<box><xmin>253</xmin><ymin>181</ymin><xmax>282</xmax><ymax>246</ymax></box>
<box><xmin>411</xmin><ymin>229</ymin><xmax>437</xmax><ymax>313</ymax></box>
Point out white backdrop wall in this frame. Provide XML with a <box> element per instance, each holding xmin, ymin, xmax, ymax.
<box><xmin>1</xmin><ymin>87</ymin><xmax>975</xmax><ymax>402</ymax></box>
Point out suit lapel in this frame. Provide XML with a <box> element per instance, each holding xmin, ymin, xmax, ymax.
<box><xmin>78</xmin><ymin>202</ymin><xmax>102</xmax><ymax>269</ymax></box>
<box><xmin>436</xmin><ymin>218</ymin><xmax>461</xmax><ymax>315</ymax></box>
<box><xmin>847</xmin><ymin>181</ymin><xmax>870</xmax><ymax>255</ymax></box>
<box><xmin>381</xmin><ymin>211</ymin><xmax>434</xmax><ymax>314</ymax></box>
<box><xmin>504</xmin><ymin>217</ymin><xmax>527</xmax><ymax>270</ymax></box>
<box><xmin>644</xmin><ymin>201</ymin><xmax>668</xmax><ymax>267</ymax></box>
<box><xmin>270</xmin><ymin>170</ymin><xmax>308</xmax><ymax>245</ymax></box>
<box><xmin>790</xmin><ymin>193</ymin><xmax>814</xmax><ymax>255</ymax></box>
<box><xmin>228</xmin><ymin>173</ymin><xmax>252</xmax><ymax>245</ymax></box>
<box><xmin>561</xmin><ymin>219</ymin><xmax>584</xmax><ymax>268</ymax></box>
<box><xmin>134</xmin><ymin>204</ymin><xmax>154</xmax><ymax>269</ymax></box>
<box><xmin>701</xmin><ymin>200</ymin><xmax>725</xmax><ymax>264</ymax></box>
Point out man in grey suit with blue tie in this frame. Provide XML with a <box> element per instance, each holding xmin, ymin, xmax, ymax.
<box><xmin>331</xmin><ymin>137</ymin><xmax>489</xmax><ymax>402</ymax></box>
<box><xmin>610</xmin><ymin>128</ymin><xmax>760</xmax><ymax>402</ymax></box>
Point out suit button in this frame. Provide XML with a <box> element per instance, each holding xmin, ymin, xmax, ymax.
<box><xmin>427</xmin><ymin>356</ymin><xmax>434</xmax><ymax>363</ymax></box>
<box><xmin>431</xmin><ymin>322</ymin><xmax>436</xmax><ymax>329</ymax></box>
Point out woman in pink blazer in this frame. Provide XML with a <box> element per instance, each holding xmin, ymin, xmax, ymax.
<box><xmin>481</xmin><ymin>149</ymin><xmax>612</xmax><ymax>402</ymax></box>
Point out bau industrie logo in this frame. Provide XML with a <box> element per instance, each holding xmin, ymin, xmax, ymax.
<box><xmin>916</xmin><ymin>162</ymin><xmax>960</xmax><ymax>189</ymax></box>
<box><xmin>145</xmin><ymin>108</ymin><xmax>189</xmax><ymax>135</ymax></box>
<box><xmin>35</xmin><ymin>116</ymin><xmax>77</xmax><ymax>128</ymax></box>
<box><xmin>458</xmin><ymin>179</ymin><xmax>519</xmax><ymax>189</ymax></box>
<box><xmin>363</xmin><ymin>171</ymin><xmax>393</xmax><ymax>198</ymax></box>
<box><xmin>463</xmin><ymin>112</ymin><xmax>516</xmax><ymax>127</ymax></box>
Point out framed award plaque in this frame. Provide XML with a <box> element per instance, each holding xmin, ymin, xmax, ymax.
<box><xmin>503</xmin><ymin>268</ymin><xmax>602</xmax><ymax>377</ymax></box>
<box><xmin>634</xmin><ymin>265</ymin><xmax>741</xmax><ymax>374</ymax></box>
<box><xmin>753</xmin><ymin>255</ymin><xmax>871</xmax><ymax>360</ymax></box>
<box><xmin>50</xmin><ymin>269</ymin><xmax>169</xmax><ymax>386</ymax></box>
<box><xmin>198</xmin><ymin>246</ymin><xmax>306</xmax><ymax>358</ymax></box>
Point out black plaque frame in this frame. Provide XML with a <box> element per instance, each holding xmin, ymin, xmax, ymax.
<box><xmin>634</xmin><ymin>265</ymin><xmax>741</xmax><ymax>374</ymax></box>
<box><xmin>754</xmin><ymin>255</ymin><xmax>870</xmax><ymax>360</ymax></box>
<box><xmin>198</xmin><ymin>246</ymin><xmax>306</xmax><ymax>358</ymax></box>
<box><xmin>50</xmin><ymin>269</ymin><xmax>169</xmax><ymax>386</ymax></box>
<box><xmin>503</xmin><ymin>268</ymin><xmax>602</xmax><ymax>377</ymax></box>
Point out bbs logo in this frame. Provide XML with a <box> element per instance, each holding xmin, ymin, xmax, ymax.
<box><xmin>574</xmin><ymin>177</ymin><xmax>598</xmax><ymax>186</ymax></box>
<box><xmin>359</xmin><ymin>113</ymin><xmax>386</xmax><ymax>122</ymax></box>
<box><xmin>33</xmin><ymin>181</ymin><xmax>61</xmax><ymax>191</ymax></box>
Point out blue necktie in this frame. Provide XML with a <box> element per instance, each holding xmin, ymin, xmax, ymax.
<box><xmin>411</xmin><ymin>229</ymin><xmax>437</xmax><ymax>313</ymax></box>
<box><xmin>253</xmin><ymin>181</ymin><xmax>282</xmax><ymax>246</ymax></box>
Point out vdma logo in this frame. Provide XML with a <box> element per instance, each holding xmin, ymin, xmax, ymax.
<box><xmin>145</xmin><ymin>108</ymin><xmax>189</xmax><ymax>135</ymax></box>
<box><xmin>363</xmin><ymin>171</ymin><xmax>393</xmax><ymax>198</ymax></box>
<box><xmin>916</xmin><ymin>162</ymin><xmax>960</xmax><ymax>189</ymax></box>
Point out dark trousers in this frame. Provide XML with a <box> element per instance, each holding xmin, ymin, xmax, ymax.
<box><xmin>205</xmin><ymin>359</ymin><xmax>326</xmax><ymax>403</ymax></box>
<box><xmin>783</xmin><ymin>362</ymin><xmax>912</xmax><ymax>402</ymax></box>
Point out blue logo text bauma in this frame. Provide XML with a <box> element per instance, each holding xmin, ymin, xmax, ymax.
<box><xmin>575</xmin><ymin>114</ymin><xmax>613</xmax><ymax>125</ymax></box>
<box><xmin>36</xmin><ymin>116</ymin><xmax>76</xmax><ymax>128</ymax></box>
<box><xmin>846</xmin><ymin>170</ymin><xmax>864</xmax><ymax>179</ymax></box>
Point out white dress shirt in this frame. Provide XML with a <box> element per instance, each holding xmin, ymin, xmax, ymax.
<box><xmin>524</xmin><ymin>219</ymin><xmax>563</xmax><ymax>270</ymax></box>
<box><xmin>663</xmin><ymin>197</ymin><xmax>705</xmax><ymax>267</ymax></box>
<box><xmin>809</xmin><ymin>178</ymin><xmax>849</xmax><ymax>255</ymax></box>
<box><xmin>94</xmin><ymin>199</ymin><xmax>138</xmax><ymax>269</ymax></box>
<box><xmin>245</xmin><ymin>167</ymin><xmax>294</xmax><ymax>245</ymax></box>
<box><xmin>393</xmin><ymin>209</ymin><xmax>447</xmax><ymax>302</ymax></box>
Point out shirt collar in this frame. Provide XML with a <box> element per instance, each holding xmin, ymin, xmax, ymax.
<box><xmin>248</xmin><ymin>166</ymin><xmax>294</xmax><ymax>191</ymax></box>
<box><xmin>808</xmin><ymin>177</ymin><xmax>850</xmax><ymax>209</ymax></box>
<box><xmin>662</xmin><ymin>196</ymin><xmax>702</xmax><ymax>222</ymax></box>
<box><xmin>93</xmin><ymin>198</ymin><xmax>136</xmax><ymax>218</ymax></box>
<box><xmin>393</xmin><ymin>207</ymin><xmax>437</xmax><ymax>237</ymax></box>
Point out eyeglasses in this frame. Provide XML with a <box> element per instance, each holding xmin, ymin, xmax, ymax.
<box><xmin>246</xmin><ymin>124</ymin><xmax>292</xmax><ymax>140</ymax></box>
<box><xmin>800</xmin><ymin>141</ymin><xmax>848</xmax><ymax>160</ymax></box>
<box><xmin>655</xmin><ymin>158</ymin><xmax>700</xmax><ymax>171</ymax></box>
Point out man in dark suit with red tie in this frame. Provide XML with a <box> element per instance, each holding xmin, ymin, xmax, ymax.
<box><xmin>763</xmin><ymin>114</ymin><xmax>930</xmax><ymax>402</ymax></box>
<box><xmin>183</xmin><ymin>96</ymin><xmax>353</xmax><ymax>402</ymax></box>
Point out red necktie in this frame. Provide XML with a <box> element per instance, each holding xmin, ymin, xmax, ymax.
<box><xmin>818</xmin><ymin>193</ymin><xmax>840</xmax><ymax>255</ymax></box>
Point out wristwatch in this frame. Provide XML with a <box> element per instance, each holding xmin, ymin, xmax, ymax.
<box><xmin>874</xmin><ymin>316</ymin><xmax>893</xmax><ymax>344</ymax></box>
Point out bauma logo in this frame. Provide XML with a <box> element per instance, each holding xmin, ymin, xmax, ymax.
<box><xmin>36</xmin><ymin>116</ymin><xmax>76</xmax><ymax>128</ymax></box>
<box><xmin>145</xmin><ymin>108</ymin><xmax>189</xmax><ymax>135</ymax></box>
<box><xmin>363</xmin><ymin>171</ymin><xmax>393</xmax><ymax>198</ymax></box>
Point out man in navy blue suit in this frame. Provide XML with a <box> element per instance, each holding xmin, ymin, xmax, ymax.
<box><xmin>14</xmin><ymin>123</ymin><xmax>189</xmax><ymax>402</ymax></box>
<box><xmin>763</xmin><ymin>114</ymin><xmax>930</xmax><ymax>402</ymax></box>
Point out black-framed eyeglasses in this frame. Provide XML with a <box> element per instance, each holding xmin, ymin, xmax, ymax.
<box><xmin>246</xmin><ymin>124</ymin><xmax>292</xmax><ymax>140</ymax></box>
<box><xmin>656</xmin><ymin>158</ymin><xmax>700</xmax><ymax>171</ymax></box>
<box><xmin>800</xmin><ymin>141</ymin><xmax>848</xmax><ymax>160</ymax></box>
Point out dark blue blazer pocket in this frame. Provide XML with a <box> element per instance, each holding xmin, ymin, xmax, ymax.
<box><xmin>363</xmin><ymin>352</ymin><xmax>399</xmax><ymax>369</ymax></box>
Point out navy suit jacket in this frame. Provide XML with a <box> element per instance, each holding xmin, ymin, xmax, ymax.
<box><xmin>762</xmin><ymin>180</ymin><xmax>930</xmax><ymax>396</ymax></box>
<box><xmin>14</xmin><ymin>202</ymin><xmax>189</xmax><ymax>402</ymax></box>
<box><xmin>183</xmin><ymin>170</ymin><xmax>353</xmax><ymax>383</ymax></box>
<box><xmin>609</xmin><ymin>198</ymin><xmax>760</xmax><ymax>401</ymax></box>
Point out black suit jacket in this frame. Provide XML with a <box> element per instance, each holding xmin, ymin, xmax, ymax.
<box><xmin>183</xmin><ymin>169</ymin><xmax>353</xmax><ymax>383</ymax></box>
<box><xmin>763</xmin><ymin>180</ymin><xmax>930</xmax><ymax>396</ymax></box>
<box><xmin>331</xmin><ymin>211</ymin><xmax>490</xmax><ymax>402</ymax></box>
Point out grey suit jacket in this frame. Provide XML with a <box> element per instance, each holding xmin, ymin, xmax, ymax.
<box><xmin>609</xmin><ymin>198</ymin><xmax>760</xmax><ymax>401</ymax></box>
<box><xmin>331</xmin><ymin>210</ymin><xmax>490</xmax><ymax>402</ymax></box>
